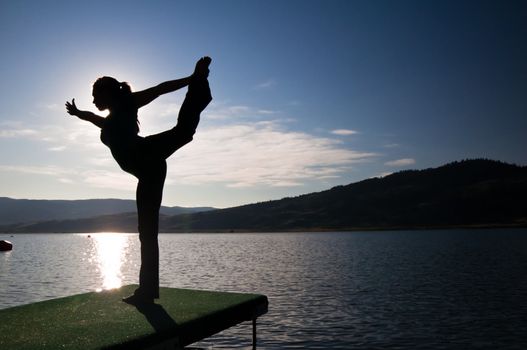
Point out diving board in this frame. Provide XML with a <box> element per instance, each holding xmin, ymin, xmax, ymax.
<box><xmin>0</xmin><ymin>285</ymin><xmax>268</xmax><ymax>349</ymax></box>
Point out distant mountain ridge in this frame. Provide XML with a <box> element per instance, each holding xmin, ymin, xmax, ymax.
<box><xmin>0</xmin><ymin>198</ymin><xmax>214</xmax><ymax>226</ymax></box>
<box><xmin>160</xmin><ymin>159</ymin><xmax>527</xmax><ymax>231</ymax></box>
<box><xmin>1</xmin><ymin>159</ymin><xmax>526</xmax><ymax>232</ymax></box>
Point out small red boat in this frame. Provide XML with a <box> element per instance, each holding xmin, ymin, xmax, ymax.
<box><xmin>0</xmin><ymin>240</ymin><xmax>13</xmax><ymax>251</ymax></box>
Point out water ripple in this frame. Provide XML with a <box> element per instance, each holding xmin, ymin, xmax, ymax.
<box><xmin>1</xmin><ymin>230</ymin><xmax>527</xmax><ymax>349</ymax></box>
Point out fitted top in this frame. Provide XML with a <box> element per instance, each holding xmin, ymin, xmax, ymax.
<box><xmin>100</xmin><ymin>107</ymin><xmax>141</xmax><ymax>173</ymax></box>
<box><xmin>100</xmin><ymin>110</ymin><xmax>139</xmax><ymax>146</ymax></box>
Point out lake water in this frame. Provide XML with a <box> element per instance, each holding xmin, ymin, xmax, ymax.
<box><xmin>1</xmin><ymin>230</ymin><xmax>527</xmax><ymax>349</ymax></box>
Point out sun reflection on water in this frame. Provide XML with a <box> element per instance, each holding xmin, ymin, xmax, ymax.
<box><xmin>90</xmin><ymin>233</ymin><xmax>130</xmax><ymax>292</ymax></box>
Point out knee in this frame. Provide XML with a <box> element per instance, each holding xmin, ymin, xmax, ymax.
<box><xmin>172</xmin><ymin>126</ymin><xmax>195</xmax><ymax>145</ymax></box>
<box><xmin>138</xmin><ymin>224</ymin><xmax>158</xmax><ymax>240</ymax></box>
<box><xmin>181</xmin><ymin>127</ymin><xmax>195</xmax><ymax>140</ymax></box>
<box><xmin>137</xmin><ymin>210</ymin><xmax>160</xmax><ymax>235</ymax></box>
<box><xmin>186</xmin><ymin>132</ymin><xmax>195</xmax><ymax>144</ymax></box>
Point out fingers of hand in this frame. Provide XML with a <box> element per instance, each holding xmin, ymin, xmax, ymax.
<box><xmin>65</xmin><ymin>101</ymin><xmax>75</xmax><ymax>115</ymax></box>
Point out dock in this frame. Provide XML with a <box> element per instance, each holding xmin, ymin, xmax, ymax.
<box><xmin>0</xmin><ymin>285</ymin><xmax>268</xmax><ymax>349</ymax></box>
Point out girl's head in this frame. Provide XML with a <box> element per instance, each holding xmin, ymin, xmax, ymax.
<box><xmin>92</xmin><ymin>76</ymin><xmax>132</xmax><ymax>111</ymax></box>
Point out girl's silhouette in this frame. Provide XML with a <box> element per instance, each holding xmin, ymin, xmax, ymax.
<box><xmin>66</xmin><ymin>57</ymin><xmax>212</xmax><ymax>304</ymax></box>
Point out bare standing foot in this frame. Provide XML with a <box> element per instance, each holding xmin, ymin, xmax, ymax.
<box><xmin>122</xmin><ymin>287</ymin><xmax>155</xmax><ymax>305</ymax></box>
<box><xmin>122</xmin><ymin>293</ymin><xmax>154</xmax><ymax>305</ymax></box>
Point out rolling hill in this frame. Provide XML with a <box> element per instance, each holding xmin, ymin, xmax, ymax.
<box><xmin>0</xmin><ymin>198</ymin><xmax>214</xmax><ymax>226</ymax></box>
<box><xmin>2</xmin><ymin>159</ymin><xmax>526</xmax><ymax>233</ymax></box>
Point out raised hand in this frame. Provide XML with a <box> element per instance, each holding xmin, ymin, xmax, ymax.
<box><xmin>64</xmin><ymin>99</ymin><xmax>105</xmax><ymax>128</ymax></box>
<box><xmin>65</xmin><ymin>98</ymin><xmax>80</xmax><ymax>116</ymax></box>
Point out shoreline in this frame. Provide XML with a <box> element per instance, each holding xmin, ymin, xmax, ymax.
<box><xmin>2</xmin><ymin>223</ymin><xmax>526</xmax><ymax>234</ymax></box>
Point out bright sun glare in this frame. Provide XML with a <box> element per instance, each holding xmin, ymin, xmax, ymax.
<box><xmin>90</xmin><ymin>233</ymin><xmax>130</xmax><ymax>292</ymax></box>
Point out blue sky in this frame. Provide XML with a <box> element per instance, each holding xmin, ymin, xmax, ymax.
<box><xmin>0</xmin><ymin>0</ymin><xmax>525</xmax><ymax>208</ymax></box>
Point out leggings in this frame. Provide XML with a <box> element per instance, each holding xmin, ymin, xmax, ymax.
<box><xmin>132</xmin><ymin>78</ymin><xmax>211</xmax><ymax>298</ymax></box>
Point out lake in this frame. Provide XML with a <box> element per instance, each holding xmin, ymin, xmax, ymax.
<box><xmin>1</xmin><ymin>230</ymin><xmax>527</xmax><ymax>349</ymax></box>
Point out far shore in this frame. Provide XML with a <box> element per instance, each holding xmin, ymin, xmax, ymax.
<box><xmin>2</xmin><ymin>223</ymin><xmax>526</xmax><ymax>234</ymax></box>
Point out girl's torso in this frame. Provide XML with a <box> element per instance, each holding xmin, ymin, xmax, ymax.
<box><xmin>100</xmin><ymin>109</ymin><xmax>143</xmax><ymax>175</ymax></box>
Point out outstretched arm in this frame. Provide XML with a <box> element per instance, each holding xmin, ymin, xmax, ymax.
<box><xmin>133</xmin><ymin>76</ymin><xmax>192</xmax><ymax>109</ymax></box>
<box><xmin>65</xmin><ymin>99</ymin><xmax>105</xmax><ymax>128</ymax></box>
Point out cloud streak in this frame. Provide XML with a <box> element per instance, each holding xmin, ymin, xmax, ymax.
<box><xmin>254</xmin><ymin>79</ymin><xmax>276</xmax><ymax>89</ymax></box>
<box><xmin>0</xmin><ymin>120</ymin><xmax>107</xmax><ymax>153</ymax></box>
<box><xmin>331</xmin><ymin>129</ymin><xmax>358</xmax><ymax>136</ymax></box>
<box><xmin>168</xmin><ymin>120</ymin><xmax>376</xmax><ymax>188</ymax></box>
<box><xmin>1</xmin><ymin>102</ymin><xmax>379</xmax><ymax>195</ymax></box>
<box><xmin>0</xmin><ymin>165</ymin><xmax>75</xmax><ymax>177</ymax></box>
<box><xmin>0</xmin><ymin>165</ymin><xmax>136</xmax><ymax>192</ymax></box>
<box><xmin>0</xmin><ymin>129</ymin><xmax>38</xmax><ymax>138</ymax></box>
<box><xmin>385</xmin><ymin>158</ymin><xmax>416</xmax><ymax>167</ymax></box>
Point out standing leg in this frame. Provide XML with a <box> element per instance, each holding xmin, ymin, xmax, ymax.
<box><xmin>123</xmin><ymin>160</ymin><xmax>167</xmax><ymax>304</ymax></box>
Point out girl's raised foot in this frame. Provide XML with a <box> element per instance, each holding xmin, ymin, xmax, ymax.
<box><xmin>193</xmin><ymin>56</ymin><xmax>211</xmax><ymax>79</ymax></box>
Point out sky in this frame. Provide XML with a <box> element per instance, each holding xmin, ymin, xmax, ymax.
<box><xmin>0</xmin><ymin>0</ymin><xmax>526</xmax><ymax>208</ymax></box>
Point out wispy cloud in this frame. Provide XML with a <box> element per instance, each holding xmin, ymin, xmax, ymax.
<box><xmin>167</xmin><ymin>120</ymin><xmax>376</xmax><ymax>188</ymax></box>
<box><xmin>201</xmin><ymin>103</ymin><xmax>280</xmax><ymax>121</ymax></box>
<box><xmin>158</xmin><ymin>103</ymin><xmax>183</xmax><ymax>117</ymax></box>
<box><xmin>44</xmin><ymin>103</ymin><xmax>62</xmax><ymax>111</ymax></box>
<box><xmin>48</xmin><ymin>146</ymin><xmax>66</xmax><ymax>152</ymax></box>
<box><xmin>254</xmin><ymin>79</ymin><xmax>276</xmax><ymax>89</ymax></box>
<box><xmin>257</xmin><ymin>109</ymin><xmax>278</xmax><ymax>115</ymax></box>
<box><xmin>385</xmin><ymin>158</ymin><xmax>416</xmax><ymax>167</ymax></box>
<box><xmin>1</xmin><ymin>118</ymin><xmax>378</xmax><ymax>191</ymax></box>
<box><xmin>203</xmin><ymin>104</ymin><xmax>252</xmax><ymax>120</ymax></box>
<box><xmin>0</xmin><ymin>121</ymin><xmax>106</xmax><ymax>152</ymax></box>
<box><xmin>0</xmin><ymin>164</ymin><xmax>135</xmax><ymax>192</ymax></box>
<box><xmin>82</xmin><ymin>170</ymin><xmax>136</xmax><ymax>191</ymax></box>
<box><xmin>331</xmin><ymin>129</ymin><xmax>358</xmax><ymax>136</ymax></box>
<box><xmin>0</xmin><ymin>101</ymin><xmax>379</xmax><ymax>193</ymax></box>
<box><xmin>0</xmin><ymin>129</ymin><xmax>38</xmax><ymax>138</ymax></box>
<box><xmin>0</xmin><ymin>165</ymin><xmax>74</xmax><ymax>177</ymax></box>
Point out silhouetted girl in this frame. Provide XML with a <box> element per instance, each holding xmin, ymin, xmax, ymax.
<box><xmin>66</xmin><ymin>57</ymin><xmax>212</xmax><ymax>304</ymax></box>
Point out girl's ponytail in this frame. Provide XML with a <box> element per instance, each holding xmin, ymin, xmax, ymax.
<box><xmin>120</xmin><ymin>81</ymin><xmax>132</xmax><ymax>97</ymax></box>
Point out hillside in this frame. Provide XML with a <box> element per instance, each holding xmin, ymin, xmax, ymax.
<box><xmin>0</xmin><ymin>198</ymin><xmax>214</xmax><ymax>226</ymax></box>
<box><xmin>2</xmin><ymin>159</ymin><xmax>526</xmax><ymax>232</ymax></box>
<box><xmin>161</xmin><ymin>159</ymin><xmax>527</xmax><ymax>231</ymax></box>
